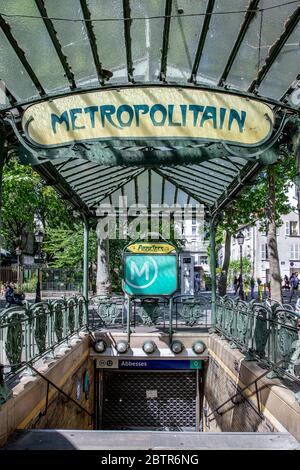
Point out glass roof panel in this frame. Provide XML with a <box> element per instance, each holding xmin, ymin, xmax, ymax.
<box><xmin>167</xmin><ymin>0</ymin><xmax>207</xmax><ymax>81</ymax></box>
<box><xmin>164</xmin><ymin>180</ymin><xmax>176</xmax><ymax>206</ymax></box>
<box><xmin>187</xmin><ymin>163</ymin><xmax>235</xmax><ymax>181</ymax></box>
<box><xmin>0</xmin><ymin>0</ymin><xmax>69</xmax><ymax>93</ymax></box>
<box><xmin>196</xmin><ymin>0</ymin><xmax>249</xmax><ymax>85</ymax></box>
<box><xmin>151</xmin><ymin>171</ymin><xmax>163</xmax><ymax>205</ymax></box>
<box><xmin>177</xmin><ymin>189</ymin><xmax>189</xmax><ymax>205</ymax></box>
<box><xmin>111</xmin><ymin>188</ymin><xmax>123</xmax><ymax>207</ymax></box>
<box><xmin>0</xmin><ymin>29</ymin><xmax>38</xmax><ymax>102</ymax></box>
<box><xmin>137</xmin><ymin>171</ymin><xmax>149</xmax><ymax>206</ymax></box>
<box><xmin>44</xmin><ymin>0</ymin><xmax>98</xmax><ymax>87</ymax></box>
<box><xmin>130</xmin><ymin>0</ymin><xmax>165</xmax><ymax>82</ymax></box>
<box><xmin>123</xmin><ymin>179</ymin><xmax>136</xmax><ymax>206</ymax></box>
<box><xmin>257</xmin><ymin>23</ymin><xmax>300</xmax><ymax>100</ymax></box>
<box><xmin>189</xmin><ymin>197</ymin><xmax>200</xmax><ymax>207</ymax></box>
<box><xmin>165</xmin><ymin>167</ymin><xmax>227</xmax><ymax>190</ymax></box>
<box><xmin>86</xmin><ymin>0</ymin><xmax>127</xmax><ymax>83</ymax></box>
<box><xmin>226</xmin><ymin>0</ymin><xmax>297</xmax><ymax>90</ymax></box>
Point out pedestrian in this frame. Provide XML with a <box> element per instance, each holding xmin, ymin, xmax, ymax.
<box><xmin>1</xmin><ymin>282</ymin><xmax>7</xmax><ymax>298</ymax></box>
<box><xmin>5</xmin><ymin>282</ymin><xmax>15</xmax><ymax>308</ymax></box>
<box><xmin>233</xmin><ymin>276</ymin><xmax>239</xmax><ymax>294</ymax></box>
<box><xmin>237</xmin><ymin>274</ymin><xmax>244</xmax><ymax>300</ymax></box>
<box><xmin>283</xmin><ymin>275</ymin><xmax>290</xmax><ymax>290</ymax></box>
<box><xmin>289</xmin><ymin>273</ymin><xmax>299</xmax><ymax>302</ymax></box>
<box><xmin>194</xmin><ymin>272</ymin><xmax>200</xmax><ymax>293</ymax></box>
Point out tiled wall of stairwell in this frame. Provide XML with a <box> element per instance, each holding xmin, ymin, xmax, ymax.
<box><xmin>26</xmin><ymin>358</ymin><xmax>94</xmax><ymax>431</ymax></box>
<box><xmin>203</xmin><ymin>357</ymin><xmax>276</xmax><ymax>433</ymax></box>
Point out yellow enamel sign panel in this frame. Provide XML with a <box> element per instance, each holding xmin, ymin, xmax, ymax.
<box><xmin>127</xmin><ymin>243</ymin><xmax>175</xmax><ymax>254</ymax></box>
<box><xmin>22</xmin><ymin>87</ymin><xmax>274</xmax><ymax>148</ymax></box>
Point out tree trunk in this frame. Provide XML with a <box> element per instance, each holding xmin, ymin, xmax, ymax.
<box><xmin>218</xmin><ymin>230</ymin><xmax>232</xmax><ymax>296</ymax></box>
<box><xmin>0</xmin><ymin>130</ymin><xmax>7</xmax><ymax>246</ymax></box>
<box><xmin>267</xmin><ymin>167</ymin><xmax>282</xmax><ymax>303</ymax></box>
<box><xmin>292</xmin><ymin>122</ymin><xmax>300</xmax><ymax>248</ymax></box>
<box><xmin>96</xmin><ymin>226</ymin><xmax>111</xmax><ymax>295</ymax></box>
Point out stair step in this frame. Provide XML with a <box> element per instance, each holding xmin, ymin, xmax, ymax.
<box><xmin>5</xmin><ymin>430</ymin><xmax>300</xmax><ymax>450</ymax></box>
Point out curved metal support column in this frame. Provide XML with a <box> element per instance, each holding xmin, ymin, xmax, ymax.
<box><xmin>209</xmin><ymin>217</ymin><xmax>218</xmax><ymax>330</ymax></box>
<box><xmin>83</xmin><ymin>217</ymin><xmax>90</xmax><ymax>303</ymax></box>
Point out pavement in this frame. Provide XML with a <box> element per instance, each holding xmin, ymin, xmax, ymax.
<box><xmin>4</xmin><ymin>430</ymin><xmax>300</xmax><ymax>450</ymax></box>
<box><xmin>0</xmin><ymin>289</ymin><xmax>299</xmax><ymax>311</ymax></box>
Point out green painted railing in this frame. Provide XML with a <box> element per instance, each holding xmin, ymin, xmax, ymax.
<box><xmin>216</xmin><ymin>296</ymin><xmax>300</xmax><ymax>393</ymax></box>
<box><xmin>89</xmin><ymin>295</ymin><xmax>211</xmax><ymax>329</ymax></box>
<box><xmin>0</xmin><ymin>295</ymin><xmax>88</xmax><ymax>382</ymax></box>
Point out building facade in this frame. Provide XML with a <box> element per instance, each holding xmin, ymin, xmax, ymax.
<box><xmin>218</xmin><ymin>184</ymin><xmax>300</xmax><ymax>285</ymax></box>
<box><xmin>179</xmin><ymin>205</ymin><xmax>209</xmax><ymax>295</ymax></box>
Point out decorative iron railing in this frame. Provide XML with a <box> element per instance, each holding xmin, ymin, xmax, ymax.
<box><xmin>89</xmin><ymin>294</ymin><xmax>211</xmax><ymax>329</ymax></box>
<box><xmin>216</xmin><ymin>296</ymin><xmax>300</xmax><ymax>384</ymax></box>
<box><xmin>0</xmin><ymin>295</ymin><xmax>88</xmax><ymax>381</ymax></box>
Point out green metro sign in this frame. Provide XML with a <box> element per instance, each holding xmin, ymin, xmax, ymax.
<box><xmin>123</xmin><ymin>242</ymin><xmax>178</xmax><ymax>296</ymax></box>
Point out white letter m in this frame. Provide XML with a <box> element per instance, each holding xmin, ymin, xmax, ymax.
<box><xmin>130</xmin><ymin>261</ymin><xmax>149</xmax><ymax>280</ymax></box>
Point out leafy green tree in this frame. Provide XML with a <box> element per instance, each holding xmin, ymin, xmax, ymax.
<box><xmin>217</xmin><ymin>150</ymin><xmax>296</xmax><ymax>299</ymax></box>
<box><xmin>0</xmin><ymin>157</ymin><xmax>75</xmax><ymax>256</ymax></box>
<box><xmin>42</xmin><ymin>224</ymin><xmax>97</xmax><ymax>268</ymax></box>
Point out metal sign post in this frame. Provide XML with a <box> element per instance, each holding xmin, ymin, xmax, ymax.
<box><xmin>122</xmin><ymin>239</ymin><xmax>178</xmax><ymax>340</ymax></box>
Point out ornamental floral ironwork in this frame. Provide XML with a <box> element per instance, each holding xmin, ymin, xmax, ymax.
<box><xmin>216</xmin><ymin>296</ymin><xmax>300</xmax><ymax>399</ymax></box>
<box><xmin>0</xmin><ymin>295</ymin><xmax>88</xmax><ymax>382</ymax></box>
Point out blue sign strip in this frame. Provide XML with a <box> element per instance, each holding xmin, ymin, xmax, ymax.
<box><xmin>118</xmin><ymin>359</ymin><xmax>202</xmax><ymax>370</ymax></box>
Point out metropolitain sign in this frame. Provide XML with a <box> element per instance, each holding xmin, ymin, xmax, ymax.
<box><xmin>22</xmin><ymin>87</ymin><xmax>274</xmax><ymax>148</ymax></box>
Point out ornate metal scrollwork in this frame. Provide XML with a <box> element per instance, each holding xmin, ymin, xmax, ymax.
<box><xmin>52</xmin><ymin>300</ymin><xmax>64</xmax><ymax>342</ymax></box>
<box><xmin>1</xmin><ymin>307</ymin><xmax>26</xmax><ymax>369</ymax></box>
<box><xmin>178</xmin><ymin>299</ymin><xmax>205</xmax><ymax>327</ymax></box>
<box><xmin>77</xmin><ymin>296</ymin><xmax>85</xmax><ymax>328</ymax></box>
<box><xmin>216</xmin><ymin>296</ymin><xmax>300</xmax><ymax>387</ymax></box>
<box><xmin>137</xmin><ymin>300</ymin><xmax>161</xmax><ymax>326</ymax></box>
<box><xmin>66</xmin><ymin>298</ymin><xmax>76</xmax><ymax>333</ymax></box>
<box><xmin>252</xmin><ymin>303</ymin><xmax>270</xmax><ymax>359</ymax></box>
<box><xmin>97</xmin><ymin>300</ymin><xmax>122</xmax><ymax>326</ymax></box>
<box><xmin>31</xmin><ymin>303</ymin><xmax>49</xmax><ymax>354</ymax></box>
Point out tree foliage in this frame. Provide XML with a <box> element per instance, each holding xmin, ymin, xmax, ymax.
<box><xmin>42</xmin><ymin>224</ymin><xmax>97</xmax><ymax>268</ymax></box>
<box><xmin>1</xmin><ymin>157</ymin><xmax>74</xmax><ymax>254</ymax></box>
<box><xmin>217</xmin><ymin>150</ymin><xmax>296</xmax><ymax>295</ymax></box>
<box><xmin>220</xmin><ymin>151</ymin><xmax>296</xmax><ymax>235</ymax></box>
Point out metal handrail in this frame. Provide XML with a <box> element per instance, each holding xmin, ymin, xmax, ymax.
<box><xmin>206</xmin><ymin>359</ymin><xmax>285</xmax><ymax>420</ymax></box>
<box><xmin>25</xmin><ymin>362</ymin><xmax>93</xmax><ymax>420</ymax></box>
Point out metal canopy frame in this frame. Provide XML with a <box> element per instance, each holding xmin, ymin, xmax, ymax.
<box><xmin>0</xmin><ymin>1</ymin><xmax>297</xmax><ymax>113</ymax></box>
<box><xmin>0</xmin><ymin>0</ymin><xmax>298</xmax><ymax>220</ymax></box>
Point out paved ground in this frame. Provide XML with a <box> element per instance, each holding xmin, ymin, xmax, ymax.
<box><xmin>1</xmin><ymin>288</ymin><xmax>299</xmax><ymax>311</ymax></box>
<box><xmin>4</xmin><ymin>430</ymin><xmax>300</xmax><ymax>450</ymax></box>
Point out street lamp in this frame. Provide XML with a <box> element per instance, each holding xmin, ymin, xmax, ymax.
<box><xmin>15</xmin><ymin>246</ymin><xmax>22</xmax><ymax>289</ymax></box>
<box><xmin>236</xmin><ymin>230</ymin><xmax>245</xmax><ymax>300</ymax></box>
<box><xmin>35</xmin><ymin>229</ymin><xmax>44</xmax><ymax>303</ymax></box>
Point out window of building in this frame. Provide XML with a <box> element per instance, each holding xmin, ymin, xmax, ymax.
<box><xmin>290</xmin><ymin>243</ymin><xmax>299</xmax><ymax>260</ymax></box>
<box><xmin>290</xmin><ymin>221</ymin><xmax>298</xmax><ymax>236</ymax></box>
<box><xmin>192</xmin><ymin>210</ymin><xmax>197</xmax><ymax>225</ymax></box>
<box><xmin>192</xmin><ymin>226</ymin><xmax>197</xmax><ymax>235</ymax></box>
<box><xmin>261</xmin><ymin>243</ymin><xmax>268</xmax><ymax>260</ymax></box>
<box><xmin>286</xmin><ymin>221</ymin><xmax>299</xmax><ymax>236</ymax></box>
<box><xmin>200</xmin><ymin>256</ymin><xmax>208</xmax><ymax>264</ymax></box>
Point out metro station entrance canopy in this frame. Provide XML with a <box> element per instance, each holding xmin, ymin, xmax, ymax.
<box><xmin>0</xmin><ymin>0</ymin><xmax>298</xmax><ymax>220</ymax></box>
